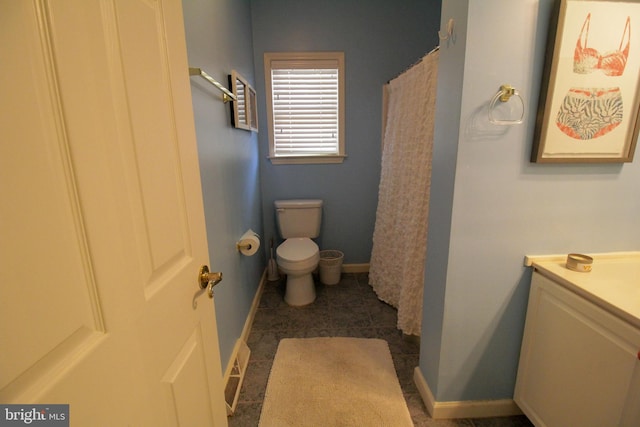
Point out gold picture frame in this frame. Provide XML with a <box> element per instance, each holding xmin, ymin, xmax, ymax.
<box><xmin>532</xmin><ymin>0</ymin><xmax>640</xmax><ymax>163</ymax></box>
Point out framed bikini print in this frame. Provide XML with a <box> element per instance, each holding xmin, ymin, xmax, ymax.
<box><xmin>532</xmin><ymin>0</ymin><xmax>640</xmax><ymax>163</ymax></box>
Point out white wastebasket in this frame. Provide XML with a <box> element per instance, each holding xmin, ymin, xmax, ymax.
<box><xmin>319</xmin><ymin>250</ymin><xmax>344</xmax><ymax>285</ymax></box>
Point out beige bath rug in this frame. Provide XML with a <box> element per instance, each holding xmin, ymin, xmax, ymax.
<box><xmin>258</xmin><ymin>337</ymin><xmax>413</xmax><ymax>426</ymax></box>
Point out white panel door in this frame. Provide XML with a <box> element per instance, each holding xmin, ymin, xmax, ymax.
<box><xmin>0</xmin><ymin>0</ymin><xmax>227</xmax><ymax>425</ymax></box>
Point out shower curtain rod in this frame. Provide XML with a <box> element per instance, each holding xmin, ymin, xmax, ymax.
<box><xmin>386</xmin><ymin>46</ymin><xmax>439</xmax><ymax>84</ymax></box>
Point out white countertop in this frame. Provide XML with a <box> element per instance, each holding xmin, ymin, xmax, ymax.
<box><xmin>525</xmin><ymin>252</ymin><xmax>640</xmax><ymax>329</ymax></box>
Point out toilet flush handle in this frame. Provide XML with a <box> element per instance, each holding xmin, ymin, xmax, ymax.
<box><xmin>199</xmin><ymin>265</ymin><xmax>223</xmax><ymax>298</ymax></box>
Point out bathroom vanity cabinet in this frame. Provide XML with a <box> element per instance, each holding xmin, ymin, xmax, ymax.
<box><xmin>515</xmin><ymin>253</ymin><xmax>640</xmax><ymax>427</ymax></box>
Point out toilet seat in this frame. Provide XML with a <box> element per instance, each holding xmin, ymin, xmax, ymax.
<box><xmin>276</xmin><ymin>238</ymin><xmax>319</xmax><ymax>271</ymax></box>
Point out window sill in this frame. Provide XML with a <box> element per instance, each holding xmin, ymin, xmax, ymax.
<box><xmin>268</xmin><ymin>155</ymin><xmax>346</xmax><ymax>165</ymax></box>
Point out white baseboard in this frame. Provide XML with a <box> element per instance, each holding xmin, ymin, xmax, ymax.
<box><xmin>342</xmin><ymin>263</ymin><xmax>369</xmax><ymax>273</ymax></box>
<box><xmin>413</xmin><ymin>366</ymin><xmax>437</xmax><ymax>416</ymax></box>
<box><xmin>239</xmin><ymin>269</ymin><xmax>267</xmax><ymax>345</ymax></box>
<box><xmin>413</xmin><ymin>367</ymin><xmax>522</xmax><ymax>419</ymax></box>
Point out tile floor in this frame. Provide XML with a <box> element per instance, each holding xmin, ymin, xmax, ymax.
<box><xmin>228</xmin><ymin>272</ymin><xmax>534</xmax><ymax>427</ymax></box>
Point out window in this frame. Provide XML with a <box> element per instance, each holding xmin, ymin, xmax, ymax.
<box><xmin>264</xmin><ymin>52</ymin><xmax>345</xmax><ymax>164</ymax></box>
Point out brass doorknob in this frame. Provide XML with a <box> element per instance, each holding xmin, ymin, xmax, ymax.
<box><xmin>199</xmin><ymin>265</ymin><xmax>223</xmax><ymax>298</ymax></box>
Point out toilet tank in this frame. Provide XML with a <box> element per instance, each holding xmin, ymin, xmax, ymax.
<box><xmin>275</xmin><ymin>199</ymin><xmax>323</xmax><ymax>238</ymax></box>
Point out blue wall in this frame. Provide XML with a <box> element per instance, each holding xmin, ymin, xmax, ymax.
<box><xmin>251</xmin><ymin>0</ymin><xmax>442</xmax><ymax>263</ymax></box>
<box><xmin>182</xmin><ymin>0</ymin><xmax>264</xmax><ymax>371</ymax></box>
<box><xmin>421</xmin><ymin>0</ymin><xmax>640</xmax><ymax>402</ymax></box>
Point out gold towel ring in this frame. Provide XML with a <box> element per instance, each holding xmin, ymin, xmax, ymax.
<box><xmin>489</xmin><ymin>84</ymin><xmax>525</xmax><ymax>125</ymax></box>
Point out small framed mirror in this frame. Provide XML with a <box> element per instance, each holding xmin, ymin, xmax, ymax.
<box><xmin>229</xmin><ymin>70</ymin><xmax>258</xmax><ymax>132</ymax></box>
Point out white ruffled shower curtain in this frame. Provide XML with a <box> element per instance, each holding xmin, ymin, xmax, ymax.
<box><xmin>369</xmin><ymin>49</ymin><xmax>439</xmax><ymax>336</ymax></box>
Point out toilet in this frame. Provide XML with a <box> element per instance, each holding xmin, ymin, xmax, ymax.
<box><xmin>274</xmin><ymin>199</ymin><xmax>322</xmax><ymax>306</ymax></box>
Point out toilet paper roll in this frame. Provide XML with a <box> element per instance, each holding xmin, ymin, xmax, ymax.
<box><xmin>237</xmin><ymin>229</ymin><xmax>260</xmax><ymax>256</ymax></box>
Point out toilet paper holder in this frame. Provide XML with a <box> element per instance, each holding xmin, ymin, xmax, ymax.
<box><xmin>236</xmin><ymin>242</ymin><xmax>253</xmax><ymax>251</ymax></box>
<box><xmin>236</xmin><ymin>229</ymin><xmax>261</xmax><ymax>256</ymax></box>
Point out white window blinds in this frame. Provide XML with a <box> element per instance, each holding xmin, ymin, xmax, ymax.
<box><xmin>265</xmin><ymin>53</ymin><xmax>345</xmax><ymax>164</ymax></box>
<box><xmin>271</xmin><ymin>67</ymin><xmax>338</xmax><ymax>156</ymax></box>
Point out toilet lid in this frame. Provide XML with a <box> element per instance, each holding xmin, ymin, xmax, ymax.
<box><xmin>277</xmin><ymin>238</ymin><xmax>318</xmax><ymax>262</ymax></box>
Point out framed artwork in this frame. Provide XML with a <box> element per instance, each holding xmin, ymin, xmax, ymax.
<box><xmin>532</xmin><ymin>0</ymin><xmax>640</xmax><ymax>163</ymax></box>
<box><xmin>229</xmin><ymin>70</ymin><xmax>258</xmax><ymax>132</ymax></box>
